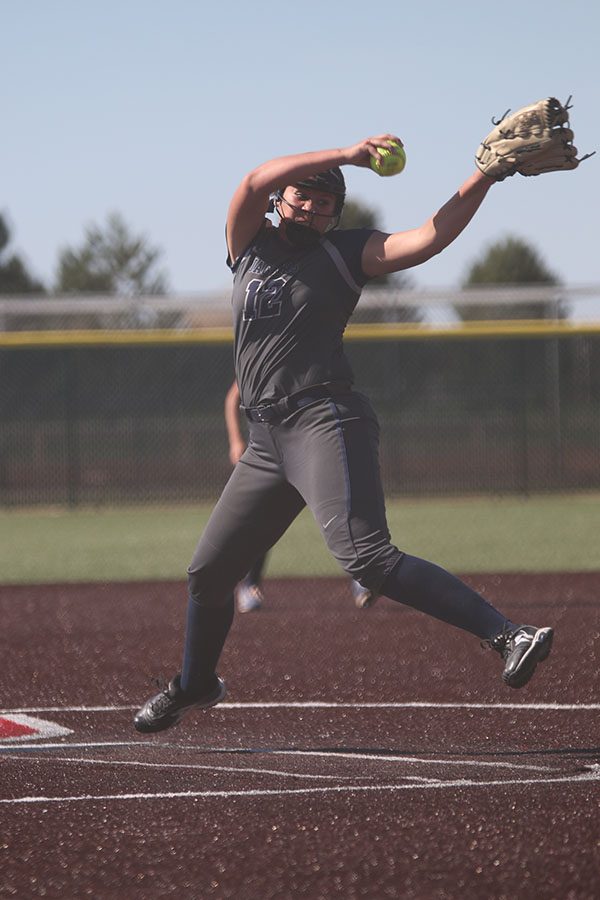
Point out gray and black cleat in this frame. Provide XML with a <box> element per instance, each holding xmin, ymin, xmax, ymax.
<box><xmin>134</xmin><ymin>673</ymin><xmax>226</xmax><ymax>733</ymax></box>
<box><xmin>490</xmin><ymin>625</ymin><xmax>554</xmax><ymax>689</ymax></box>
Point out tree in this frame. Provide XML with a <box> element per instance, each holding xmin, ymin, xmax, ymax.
<box><xmin>339</xmin><ymin>198</ymin><xmax>380</xmax><ymax>231</ymax></box>
<box><xmin>339</xmin><ymin>197</ymin><xmax>418</xmax><ymax>321</ymax></box>
<box><xmin>457</xmin><ymin>235</ymin><xmax>563</xmax><ymax>320</ymax></box>
<box><xmin>0</xmin><ymin>214</ymin><xmax>46</xmax><ymax>294</ymax></box>
<box><xmin>55</xmin><ymin>212</ymin><xmax>168</xmax><ymax>295</ymax></box>
<box><xmin>340</xmin><ymin>199</ymin><xmax>412</xmax><ymax>289</ymax></box>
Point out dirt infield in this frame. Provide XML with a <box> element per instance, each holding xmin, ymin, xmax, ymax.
<box><xmin>1</xmin><ymin>574</ymin><xmax>599</xmax><ymax>899</ymax></box>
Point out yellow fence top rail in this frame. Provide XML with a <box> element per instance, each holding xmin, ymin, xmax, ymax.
<box><xmin>2</xmin><ymin>320</ymin><xmax>600</xmax><ymax>348</ymax></box>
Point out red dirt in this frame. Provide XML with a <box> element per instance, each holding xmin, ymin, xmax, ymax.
<box><xmin>1</xmin><ymin>574</ymin><xmax>599</xmax><ymax>899</ymax></box>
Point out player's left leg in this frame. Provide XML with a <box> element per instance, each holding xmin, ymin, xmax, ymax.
<box><xmin>279</xmin><ymin>391</ymin><xmax>402</xmax><ymax>593</ymax></box>
<box><xmin>280</xmin><ymin>391</ymin><xmax>553</xmax><ymax>688</ymax></box>
<box><xmin>378</xmin><ymin>554</ymin><xmax>553</xmax><ymax>686</ymax></box>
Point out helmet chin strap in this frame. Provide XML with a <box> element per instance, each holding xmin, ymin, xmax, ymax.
<box><xmin>274</xmin><ymin>193</ymin><xmax>339</xmax><ymax>247</ymax></box>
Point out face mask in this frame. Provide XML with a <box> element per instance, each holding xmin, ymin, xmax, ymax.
<box><xmin>283</xmin><ymin>220</ymin><xmax>322</xmax><ymax>248</ymax></box>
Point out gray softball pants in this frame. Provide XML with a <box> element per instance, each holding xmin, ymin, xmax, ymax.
<box><xmin>180</xmin><ymin>390</ymin><xmax>510</xmax><ymax>692</ymax></box>
<box><xmin>187</xmin><ymin>390</ymin><xmax>401</xmax><ymax>602</ymax></box>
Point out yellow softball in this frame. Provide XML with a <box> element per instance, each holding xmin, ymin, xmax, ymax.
<box><xmin>370</xmin><ymin>141</ymin><xmax>406</xmax><ymax>177</ymax></box>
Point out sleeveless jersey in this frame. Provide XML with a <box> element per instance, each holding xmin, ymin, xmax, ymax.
<box><xmin>228</xmin><ymin>224</ymin><xmax>374</xmax><ymax>408</ymax></box>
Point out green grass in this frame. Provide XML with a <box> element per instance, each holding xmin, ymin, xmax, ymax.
<box><xmin>0</xmin><ymin>493</ymin><xmax>598</xmax><ymax>584</ymax></box>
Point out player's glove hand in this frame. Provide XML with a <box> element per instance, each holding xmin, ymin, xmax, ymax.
<box><xmin>475</xmin><ymin>96</ymin><xmax>595</xmax><ymax>181</ymax></box>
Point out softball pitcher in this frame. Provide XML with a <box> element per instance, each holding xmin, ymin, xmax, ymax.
<box><xmin>135</xmin><ymin>98</ymin><xmax>589</xmax><ymax>732</ymax></box>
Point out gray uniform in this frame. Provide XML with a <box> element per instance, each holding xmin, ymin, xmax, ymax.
<box><xmin>187</xmin><ymin>224</ymin><xmax>402</xmax><ymax>600</ymax></box>
<box><xmin>135</xmin><ymin>183</ymin><xmax>552</xmax><ymax>727</ymax></box>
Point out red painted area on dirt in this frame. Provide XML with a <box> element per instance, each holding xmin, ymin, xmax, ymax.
<box><xmin>0</xmin><ymin>718</ymin><xmax>37</xmax><ymax>739</ymax></box>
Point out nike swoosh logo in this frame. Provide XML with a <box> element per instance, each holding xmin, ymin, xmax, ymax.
<box><xmin>323</xmin><ymin>515</ymin><xmax>338</xmax><ymax>530</ymax></box>
<box><xmin>514</xmin><ymin>633</ymin><xmax>533</xmax><ymax>645</ymax></box>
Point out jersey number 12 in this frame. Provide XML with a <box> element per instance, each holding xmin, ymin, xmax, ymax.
<box><xmin>243</xmin><ymin>276</ymin><xmax>287</xmax><ymax>321</ymax></box>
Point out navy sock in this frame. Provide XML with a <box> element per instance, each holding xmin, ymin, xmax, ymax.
<box><xmin>380</xmin><ymin>554</ymin><xmax>514</xmax><ymax>640</ymax></box>
<box><xmin>180</xmin><ymin>592</ymin><xmax>234</xmax><ymax>693</ymax></box>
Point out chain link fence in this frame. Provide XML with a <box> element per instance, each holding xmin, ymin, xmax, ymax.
<box><xmin>1</xmin><ymin>287</ymin><xmax>599</xmax><ymax>507</ymax></box>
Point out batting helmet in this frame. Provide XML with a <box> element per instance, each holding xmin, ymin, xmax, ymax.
<box><xmin>294</xmin><ymin>167</ymin><xmax>346</xmax><ymax>214</ymax></box>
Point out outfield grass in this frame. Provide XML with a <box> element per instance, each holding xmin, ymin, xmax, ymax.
<box><xmin>0</xmin><ymin>493</ymin><xmax>597</xmax><ymax>584</ymax></box>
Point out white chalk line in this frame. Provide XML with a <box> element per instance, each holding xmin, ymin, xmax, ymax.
<box><xmin>2</xmin><ymin>701</ymin><xmax>599</xmax><ymax>714</ymax></box>
<box><xmin>2</xmin><ymin>741</ymin><xmax>138</xmax><ymax>751</ymax></box>
<box><xmin>13</xmin><ymin>754</ymin><xmax>360</xmax><ymax>781</ymax></box>
<box><xmin>0</xmin><ymin>741</ymin><xmax>574</xmax><ymax>775</ymax></box>
<box><xmin>3</xmin><ymin>767</ymin><xmax>599</xmax><ymax>805</ymax></box>
<box><xmin>270</xmin><ymin>748</ymin><xmax>557</xmax><ymax>773</ymax></box>
<box><xmin>2</xmin><ymin>701</ymin><xmax>595</xmax><ymax>799</ymax></box>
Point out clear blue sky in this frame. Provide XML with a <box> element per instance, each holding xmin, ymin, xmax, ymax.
<box><xmin>3</xmin><ymin>0</ymin><xmax>599</xmax><ymax>293</ymax></box>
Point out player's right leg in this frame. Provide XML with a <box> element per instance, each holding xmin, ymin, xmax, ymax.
<box><xmin>134</xmin><ymin>434</ymin><xmax>305</xmax><ymax>734</ymax></box>
<box><xmin>133</xmin><ymin>674</ymin><xmax>227</xmax><ymax>734</ymax></box>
